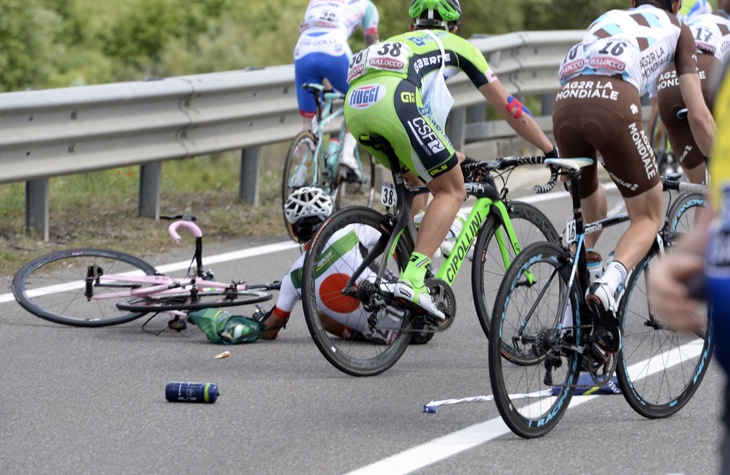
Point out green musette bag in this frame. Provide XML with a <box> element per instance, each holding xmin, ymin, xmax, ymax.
<box><xmin>188</xmin><ymin>308</ymin><xmax>264</xmax><ymax>344</ymax></box>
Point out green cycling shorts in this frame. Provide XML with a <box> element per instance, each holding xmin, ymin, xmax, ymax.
<box><xmin>344</xmin><ymin>74</ymin><xmax>458</xmax><ymax>183</ymax></box>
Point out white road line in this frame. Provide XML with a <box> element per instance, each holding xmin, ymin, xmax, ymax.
<box><xmin>346</xmin><ymin>339</ymin><xmax>704</xmax><ymax>475</ymax></box>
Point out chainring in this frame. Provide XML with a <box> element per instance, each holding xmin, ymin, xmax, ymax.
<box><xmin>424</xmin><ymin>278</ymin><xmax>456</xmax><ymax>331</ymax></box>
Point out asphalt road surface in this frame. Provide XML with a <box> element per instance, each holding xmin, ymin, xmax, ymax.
<box><xmin>1</xmin><ymin>184</ymin><xmax>724</xmax><ymax>474</ymax></box>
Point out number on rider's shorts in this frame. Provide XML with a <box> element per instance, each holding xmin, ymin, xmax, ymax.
<box><xmin>381</xmin><ymin>182</ymin><xmax>396</xmax><ymax>207</ymax></box>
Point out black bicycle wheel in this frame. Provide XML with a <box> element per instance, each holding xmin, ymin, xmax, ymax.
<box><xmin>666</xmin><ymin>192</ymin><xmax>707</xmax><ymax>238</ymax></box>
<box><xmin>489</xmin><ymin>242</ymin><xmax>582</xmax><ymax>438</ymax></box>
<box><xmin>12</xmin><ymin>248</ymin><xmax>158</xmax><ymax>327</ymax></box>
<box><xmin>472</xmin><ymin>200</ymin><xmax>559</xmax><ymax>343</ymax></box>
<box><xmin>333</xmin><ymin>146</ymin><xmax>376</xmax><ymax>210</ymax></box>
<box><xmin>116</xmin><ymin>290</ymin><xmax>272</xmax><ymax>312</ymax></box>
<box><xmin>616</xmin><ymin>244</ymin><xmax>714</xmax><ymax>419</ymax></box>
<box><xmin>301</xmin><ymin>206</ymin><xmax>413</xmax><ymax>377</ymax></box>
<box><xmin>282</xmin><ymin>131</ymin><xmax>322</xmax><ymax>241</ymax></box>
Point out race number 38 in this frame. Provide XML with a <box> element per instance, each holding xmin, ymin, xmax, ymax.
<box><xmin>381</xmin><ymin>181</ymin><xmax>396</xmax><ymax>207</ymax></box>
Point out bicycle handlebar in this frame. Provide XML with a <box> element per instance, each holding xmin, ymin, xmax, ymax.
<box><xmin>661</xmin><ymin>175</ymin><xmax>707</xmax><ymax>194</ymax></box>
<box><xmin>168</xmin><ymin>220</ymin><xmax>203</xmax><ymax>242</ymax></box>
<box><xmin>462</xmin><ymin>155</ymin><xmax>557</xmax><ymax>194</ymax></box>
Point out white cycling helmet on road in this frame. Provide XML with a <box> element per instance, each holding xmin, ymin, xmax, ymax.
<box><xmin>284</xmin><ymin>187</ymin><xmax>333</xmax><ymax>243</ymax></box>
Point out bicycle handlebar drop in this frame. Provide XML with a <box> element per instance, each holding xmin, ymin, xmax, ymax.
<box><xmin>534</xmin><ymin>165</ymin><xmax>558</xmax><ymax>194</ymax></box>
<box><xmin>168</xmin><ymin>220</ymin><xmax>204</xmax><ymax>243</ymax></box>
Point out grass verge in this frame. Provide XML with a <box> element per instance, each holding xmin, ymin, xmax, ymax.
<box><xmin>0</xmin><ymin>147</ymin><xmax>289</xmax><ymax>278</ymax></box>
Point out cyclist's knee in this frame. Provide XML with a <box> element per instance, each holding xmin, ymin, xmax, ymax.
<box><xmin>428</xmin><ymin>165</ymin><xmax>465</xmax><ymax>197</ymax></box>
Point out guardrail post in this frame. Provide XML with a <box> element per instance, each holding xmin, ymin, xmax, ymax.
<box><xmin>240</xmin><ymin>147</ymin><xmax>260</xmax><ymax>205</ymax></box>
<box><xmin>138</xmin><ymin>162</ymin><xmax>161</xmax><ymax>219</ymax></box>
<box><xmin>541</xmin><ymin>93</ymin><xmax>556</xmax><ymax>116</ymax></box>
<box><xmin>25</xmin><ymin>179</ymin><xmax>49</xmax><ymax>241</ymax></box>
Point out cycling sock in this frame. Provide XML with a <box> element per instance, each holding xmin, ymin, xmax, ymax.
<box><xmin>342</xmin><ymin>131</ymin><xmax>357</xmax><ymax>157</ymax></box>
<box><xmin>600</xmin><ymin>260</ymin><xmax>627</xmax><ymax>295</ymax></box>
<box><xmin>402</xmin><ymin>251</ymin><xmax>431</xmax><ymax>288</ymax></box>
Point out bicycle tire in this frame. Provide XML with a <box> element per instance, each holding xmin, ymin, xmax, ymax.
<box><xmin>115</xmin><ymin>290</ymin><xmax>272</xmax><ymax>312</ymax></box>
<box><xmin>333</xmin><ymin>146</ymin><xmax>376</xmax><ymax>210</ymax></box>
<box><xmin>472</xmin><ymin>201</ymin><xmax>560</xmax><ymax>345</ymax></box>
<box><xmin>282</xmin><ymin>131</ymin><xmax>322</xmax><ymax>241</ymax></box>
<box><xmin>615</xmin><ymin>243</ymin><xmax>714</xmax><ymax>419</ymax></box>
<box><xmin>12</xmin><ymin>248</ymin><xmax>158</xmax><ymax>327</ymax></box>
<box><xmin>489</xmin><ymin>242</ymin><xmax>582</xmax><ymax>438</ymax></box>
<box><xmin>301</xmin><ymin>206</ymin><xmax>413</xmax><ymax>377</ymax></box>
<box><xmin>666</xmin><ymin>191</ymin><xmax>707</xmax><ymax>238</ymax></box>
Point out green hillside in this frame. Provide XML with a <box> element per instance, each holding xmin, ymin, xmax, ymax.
<box><xmin>1</xmin><ymin>0</ymin><xmax>630</xmax><ymax>92</ymax></box>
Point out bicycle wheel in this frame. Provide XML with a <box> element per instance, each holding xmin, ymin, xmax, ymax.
<box><xmin>616</xmin><ymin>244</ymin><xmax>714</xmax><ymax>419</ymax></box>
<box><xmin>489</xmin><ymin>242</ymin><xmax>582</xmax><ymax>438</ymax></box>
<box><xmin>666</xmin><ymin>192</ymin><xmax>707</xmax><ymax>238</ymax></box>
<box><xmin>12</xmin><ymin>248</ymin><xmax>158</xmax><ymax>327</ymax></box>
<box><xmin>472</xmin><ymin>201</ymin><xmax>559</xmax><ymax>343</ymax></box>
<box><xmin>282</xmin><ymin>131</ymin><xmax>322</xmax><ymax>241</ymax></box>
<box><xmin>301</xmin><ymin>206</ymin><xmax>413</xmax><ymax>377</ymax></box>
<box><xmin>115</xmin><ymin>290</ymin><xmax>272</xmax><ymax>312</ymax></box>
<box><xmin>334</xmin><ymin>146</ymin><xmax>376</xmax><ymax>210</ymax></box>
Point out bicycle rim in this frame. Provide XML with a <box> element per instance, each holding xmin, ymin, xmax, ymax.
<box><xmin>301</xmin><ymin>206</ymin><xmax>413</xmax><ymax>376</ymax></box>
<box><xmin>616</xmin><ymin>249</ymin><xmax>714</xmax><ymax>418</ymax></box>
<box><xmin>667</xmin><ymin>192</ymin><xmax>707</xmax><ymax>238</ymax></box>
<box><xmin>472</xmin><ymin>201</ymin><xmax>559</xmax><ymax>343</ymax></box>
<box><xmin>334</xmin><ymin>148</ymin><xmax>376</xmax><ymax>209</ymax></box>
<box><xmin>116</xmin><ymin>290</ymin><xmax>273</xmax><ymax>312</ymax></box>
<box><xmin>12</xmin><ymin>249</ymin><xmax>157</xmax><ymax>327</ymax></box>
<box><xmin>282</xmin><ymin>131</ymin><xmax>321</xmax><ymax>241</ymax></box>
<box><xmin>489</xmin><ymin>242</ymin><xmax>580</xmax><ymax>438</ymax></box>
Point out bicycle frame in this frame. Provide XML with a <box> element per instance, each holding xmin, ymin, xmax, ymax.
<box><xmin>299</xmin><ymin>83</ymin><xmax>362</xmax><ymax>188</ymax></box>
<box><xmin>347</xmin><ymin>147</ymin><xmax>542</xmax><ymax>291</ymax></box>
<box><xmin>82</xmin><ymin>220</ymin><xmax>266</xmax><ymax>312</ymax></box>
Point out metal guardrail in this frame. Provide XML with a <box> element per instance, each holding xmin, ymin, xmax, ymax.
<box><xmin>0</xmin><ymin>30</ymin><xmax>585</xmax><ymax>239</ymax></box>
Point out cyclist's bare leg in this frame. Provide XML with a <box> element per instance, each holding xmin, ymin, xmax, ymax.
<box><xmin>611</xmin><ymin>182</ymin><xmax>663</xmax><ymax>271</ymax></box>
<box><xmin>415</xmin><ymin>165</ymin><xmax>466</xmax><ymax>259</ymax></box>
<box><xmin>684</xmin><ymin>162</ymin><xmax>707</xmax><ymax>185</ymax></box>
<box><xmin>581</xmin><ymin>183</ymin><xmax>608</xmax><ymax>250</ymax></box>
<box><xmin>405</xmin><ymin>171</ymin><xmax>429</xmax><ymax>216</ymax></box>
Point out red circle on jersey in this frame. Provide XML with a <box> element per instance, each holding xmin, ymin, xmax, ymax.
<box><xmin>320</xmin><ymin>273</ymin><xmax>360</xmax><ymax>313</ymax></box>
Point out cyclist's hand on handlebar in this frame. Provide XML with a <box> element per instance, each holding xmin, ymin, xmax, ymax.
<box><xmin>545</xmin><ymin>147</ymin><xmax>559</xmax><ymax>159</ymax></box>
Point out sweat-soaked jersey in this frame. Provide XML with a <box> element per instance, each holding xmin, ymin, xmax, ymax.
<box><xmin>559</xmin><ymin>4</ymin><xmax>691</xmax><ymax>95</ymax></box>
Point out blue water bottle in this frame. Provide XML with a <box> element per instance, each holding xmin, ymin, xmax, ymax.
<box><xmin>165</xmin><ymin>382</ymin><xmax>220</xmax><ymax>404</ymax></box>
<box><xmin>706</xmin><ymin>183</ymin><xmax>730</xmax><ymax>368</ymax></box>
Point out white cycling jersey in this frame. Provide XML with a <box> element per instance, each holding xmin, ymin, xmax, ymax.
<box><xmin>276</xmin><ymin>223</ymin><xmax>389</xmax><ymax>337</ymax></box>
<box><xmin>559</xmin><ymin>5</ymin><xmax>684</xmax><ymax>95</ymax></box>
<box><xmin>294</xmin><ymin>0</ymin><xmax>379</xmax><ymax>60</ymax></box>
<box><xmin>688</xmin><ymin>10</ymin><xmax>730</xmax><ymax>63</ymax></box>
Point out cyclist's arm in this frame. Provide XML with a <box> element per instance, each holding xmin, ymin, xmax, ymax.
<box><xmin>675</xmin><ymin>24</ymin><xmax>716</xmax><ymax>156</ymax></box>
<box><xmin>361</xmin><ymin>2</ymin><xmax>379</xmax><ymax>47</ymax></box>
<box><xmin>478</xmin><ymin>80</ymin><xmax>555</xmax><ymax>154</ymax></box>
